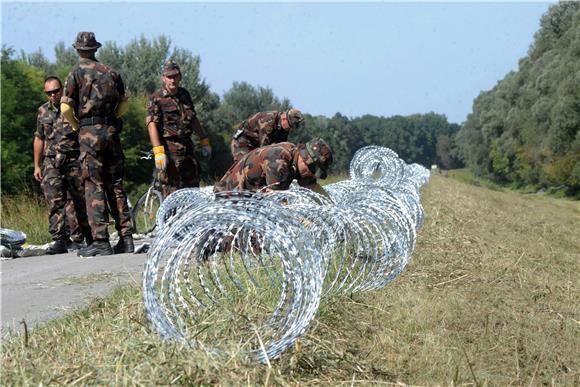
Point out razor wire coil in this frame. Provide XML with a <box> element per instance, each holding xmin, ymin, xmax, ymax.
<box><xmin>143</xmin><ymin>146</ymin><xmax>430</xmax><ymax>363</ymax></box>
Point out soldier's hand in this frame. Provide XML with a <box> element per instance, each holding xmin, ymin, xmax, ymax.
<box><xmin>33</xmin><ymin>166</ymin><xmax>42</xmax><ymax>182</ymax></box>
<box><xmin>152</xmin><ymin>145</ymin><xmax>167</xmax><ymax>171</ymax></box>
<box><xmin>201</xmin><ymin>144</ymin><xmax>212</xmax><ymax>159</ymax></box>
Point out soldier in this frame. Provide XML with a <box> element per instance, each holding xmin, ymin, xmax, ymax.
<box><xmin>231</xmin><ymin>109</ymin><xmax>304</xmax><ymax>164</ymax></box>
<box><xmin>146</xmin><ymin>60</ymin><xmax>212</xmax><ymax>198</ymax></box>
<box><xmin>214</xmin><ymin>137</ymin><xmax>333</xmax><ymax>194</ymax></box>
<box><xmin>60</xmin><ymin>32</ymin><xmax>134</xmax><ymax>257</ymax></box>
<box><xmin>33</xmin><ymin>76</ymin><xmax>91</xmax><ymax>254</ymax></box>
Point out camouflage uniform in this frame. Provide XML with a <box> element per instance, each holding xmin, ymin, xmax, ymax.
<box><xmin>65</xmin><ymin>199</ymin><xmax>84</xmax><ymax>242</ymax></box>
<box><xmin>146</xmin><ymin>87</ymin><xmax>208</xmax><ymax>197</ymax></box>
<box><xmin>231</xmin><ymin>111</ymin><xmax>290</xmax><ymax>163</ymax></box>
<box><xmin>35</xmin><ymin>101</ymin><xmax>91</xmax><ymax>243</ymax></box>
<box><xmin>214</xmin><ymin>140</ymin><xmax>332</xmax><ymax>193</ymax></box>
<box><xmin>61</xmin><ymin>58</ymin><xmax>133</xmax><ymax>241</ymax></box>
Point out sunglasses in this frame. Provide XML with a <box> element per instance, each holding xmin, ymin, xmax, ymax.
<box><xmin>45</xmin><ymin>88</ymin><xmax>61</xmax><ymax>96</ymax></box>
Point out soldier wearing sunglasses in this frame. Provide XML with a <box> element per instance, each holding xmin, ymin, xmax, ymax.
<box><xmin>33</xmin><ymin>76</ymin><xmax>92</xmax><ymax>254</ymax></box>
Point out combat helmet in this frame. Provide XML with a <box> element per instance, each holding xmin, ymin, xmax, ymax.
<box><xmin>299</xmin><ymin>137</ymin><xmax>333</xmax><ymax>179</ymax></box>
<box><xmin>286</xmin><ymin>108</ymin><xmax>304</xmax><ymax>129</ymax></box>
<box><xmin>72</xmin><ymin>32</ymin><xmax>102</xmax><ymax>51</ymax></box>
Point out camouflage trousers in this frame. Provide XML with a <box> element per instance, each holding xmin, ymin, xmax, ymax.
<box><xmin>230</xmin><ymin>134</ymin><xmax>257</xmax><ymax>164</ymax></box>
<box><xmin>65</xmin><ymin>199</ymin><xmax>84</xmax><ymax>242</ymax></box>
<box><xmin>41</xmin><ymin>154</ymin><xmax>91</xmax><ymax>242</ymax></box>
<box><xmin>158</xmin><ymin>138</ymin><xmax>200</xmax><ymax>198</ymax></box>
<box><xmin>80</xmin><ymin>124</ymin><xmax>133</xmax><ymax>241</ymax></box>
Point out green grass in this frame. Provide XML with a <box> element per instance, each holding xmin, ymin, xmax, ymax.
<box><xmin>1</xmin><ymin>194</ymin><xmax>51</xmax><ymax>244</ymax></box>
<box><xmin>2</xmin><ymin>174</ymin><xmax>579</xmax><ymax>385</ymax></box>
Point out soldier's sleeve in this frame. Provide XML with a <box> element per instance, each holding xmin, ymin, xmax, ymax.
<box><xmin>34</xmin><ymin>106</ymin><xmax>45</xmax><ymax>140</ymax></box>
<box><xmin>264</xmin><ymin>148</ymin><xmax>292</xmax><ymax>190</ymax></box>
<box><xmin>145</xmin><ymin>93</ymin><xmax>160</xmax><ymax>126</ymax></box>
<box><xmin>60</xmin><ymin>70</ymin><xmax>77</xmax><ymax>107</ymax></box>
<box><xmin>258</xmin><ymin>113</ymin><xmax>276</xmax><ymax>146</ymax></box>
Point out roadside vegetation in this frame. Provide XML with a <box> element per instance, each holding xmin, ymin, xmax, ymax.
<box><xmin>2</xmin><ymin>175</ymin><xmax>578</xmax><ymax>385</ymax></box>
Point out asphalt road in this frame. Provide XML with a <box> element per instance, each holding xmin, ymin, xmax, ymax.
<box><xmin>1</xmin><ymin>246</ymin><xmax>150</xmax><ymax>335</ymax></box>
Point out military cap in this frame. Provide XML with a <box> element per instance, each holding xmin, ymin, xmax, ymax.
<box><xmin>286</xmin><ymin>108</ymin><xmax>304</xmax><ymax>128</ymax></box>
<box><xmin>162</xmin><ymin>60</ymin><xmax>181</xmax><ymax>76</ymax></box>
<box><xmin>72</xmin><ymin>32</ymin><xmax>102</xmax><ymax>51</ymax></box>
<box><xmin>299</xmin><ymin>137</ymin><xmax>333</xmax><ymax>179</ymax></box>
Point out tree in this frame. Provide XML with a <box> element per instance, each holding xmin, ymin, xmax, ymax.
<box><xmin>458</xmin><ymin>2</ymin><xmax>580</xmax><ymax>194</ymax></box>
<box><xmin>1</xmin><ymin>47</ymin><xmax>45</xmax><ymax>194</ymax></box>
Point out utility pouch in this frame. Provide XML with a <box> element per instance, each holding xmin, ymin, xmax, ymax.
<box><xmin>54</xmin><ymin>153</ymin><xmax>68</xmax><ymax>169</ymax></box>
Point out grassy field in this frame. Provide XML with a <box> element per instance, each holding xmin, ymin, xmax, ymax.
<box><xmin>1</xmin><ymin>174</ymin><xmax>579</xmax><ymax>385</ymax></box>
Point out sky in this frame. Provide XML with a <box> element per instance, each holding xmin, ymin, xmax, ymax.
<box><xmin>1</xmin><ymin>1</ymin><xmax>554</xmax><ymax>124</ymax></box>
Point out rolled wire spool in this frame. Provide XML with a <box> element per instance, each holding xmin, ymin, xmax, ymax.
<box><xmin>349</xmin><ymin>146</ymin><xmax>405</xmax><ymax>187</ymax></box>
<box><xmin>143</xmin><ymin>192</ymin><xmax>324</xmax><ymax>363</ymax></box>
<box><xmin>143</xmin><ymin>146</ymin><xmax>429</xmax><ymax>362</ymax></box>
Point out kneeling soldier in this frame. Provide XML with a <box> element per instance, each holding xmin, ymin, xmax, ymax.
<box><xmin>214</xmin><ymin>137</ymin><xmax>332</xmax><ymax>195</ymax></box>
<box><xmin>230</xmin><ymin>108</ymin><xmax>304</xmax><ymax>164</ymax></box>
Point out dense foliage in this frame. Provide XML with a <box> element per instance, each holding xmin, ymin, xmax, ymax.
<box><xmin>457</xmin><ymin>2</ymin><xmax>580</xmax><ymax>195</ymax></box>
<box><xmin>2</xmin><ymin>35</ymin><xmax>459</xmax><ymax>196</ymax></box>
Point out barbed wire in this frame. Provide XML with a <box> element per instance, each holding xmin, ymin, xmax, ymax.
<box><xmin>143</xmin><ymin>146</ymin><xmax>430</xmax><ymax>363</ymax></box>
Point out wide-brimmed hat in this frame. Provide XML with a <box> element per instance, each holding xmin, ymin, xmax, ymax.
<box><xmin>72</xmin><ymin>32</ymin><xmax>102</xmax><ymax>51</ymax></box>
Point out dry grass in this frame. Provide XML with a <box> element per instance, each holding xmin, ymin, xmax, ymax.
<box><xmin>1</xmin><ymin>175</ymin><xmax>579</xmax><ymax>385</ymax></box>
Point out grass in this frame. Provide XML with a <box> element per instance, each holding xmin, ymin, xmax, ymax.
<box><xmin>2</xmin><ymin>174</ymin><xmax>579</xmax><ymax>384</ymax></box>
<box><xmin>1</xmin><ymin>194</ymin><xmax>51</xmax><ymax>244</ymax></box>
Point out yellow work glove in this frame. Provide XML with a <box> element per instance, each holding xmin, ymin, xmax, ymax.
<box><xmin>115</xmin><ymin>98</ymin><xmax>129</xmax><ymax>118</ymax></box>
<box><xmin>60</xmin><ymin>103</ymin><xmax>79</xmax><ymax>131</ymax></box>
<box><xmin>200</xmin><ymin>137</ymin><xmax>212</xmax><ymax>158</ymax></box>
<box><xmin>152</xmin><ymin>145</ymin><xmax>167</xmax><ymax>171</ymax></box>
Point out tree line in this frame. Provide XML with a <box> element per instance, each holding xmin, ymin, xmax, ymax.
<box><xmin>1</xmin><ymin>36</ymin><xmax>461</xmax><ymax>196</ymax></box>
<box><xmin>457</xmin><ymin>2</ymin><xmax>580</xmax><ymax>196</ymax></box>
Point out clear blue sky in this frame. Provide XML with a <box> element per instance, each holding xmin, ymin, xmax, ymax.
<box><xmin>2</xmin><ymin>1</ymin><xmax>554</xmax><ymax>124</ymax></box>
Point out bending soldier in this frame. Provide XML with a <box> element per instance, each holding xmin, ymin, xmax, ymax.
<box><xmin>231</xmin><ymin>109</ymin><xmax>304</xmax><ymax>164</ymax></box>
<box><xmin>33</xmin><ymin>76</ymin><xmax>91</xmax><ymax>254</ymax></box>
<box><xmin>60</xmin><ymin>31</ymin><xmax>134</xmax><ymax>257</ymax></box>
<box><xmin>146</xmin><ymin>60</ymin><xmax>212</xmax><ymax>198</ymax></box>
<box><xmin>214</xmin><ymin>137</ymin><xmax>333</xmax><ymax>195</ymax></box>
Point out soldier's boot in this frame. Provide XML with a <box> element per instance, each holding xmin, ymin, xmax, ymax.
<box><xmin>46</xmin><ymin>238</ymin><xmax>69</xmax><ymax>255</ymax></box>
<box><xmin>77</xmin><ymin>240</ymin><xmax>113</xmax><ymax>257</ymax></box>
<box><xmin>67</xmin><ymin>238</ymin><xmax>86</xmax><ymax>251</ymax></box>
<box><xmin>113</xmin><ymin>235</ymin><xmax>134</xmax><ymax>254</ymax></box>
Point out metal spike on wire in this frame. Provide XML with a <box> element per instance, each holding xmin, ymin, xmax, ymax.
<box><xmin>143</xmin><ymin>146</ymin><xmax>430</xmax><ymax>362</ymax></box>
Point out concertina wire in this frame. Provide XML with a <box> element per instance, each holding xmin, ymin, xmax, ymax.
<box><xmin>142</xmin><ymin>146</ymin><xmax>430</xmax><ymax>363</ymax></box>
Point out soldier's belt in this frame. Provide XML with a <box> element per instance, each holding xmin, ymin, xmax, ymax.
<box><xmin>79</xmin><ymin>116</ymin><xmax>118</xmax><ymax>127</ymax></box>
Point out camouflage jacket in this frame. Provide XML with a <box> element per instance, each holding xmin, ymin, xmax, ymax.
<box><xmin>34</xmin><ymin>101</ymin><xmax>79</xmax><ymax>157</ymax></box>
<box><xmin>146</xmin><ymin>87</ymin><xmax>207</xmax><ymax>141</ymax></box>
<box><xmin>234</xmin><ymin>111</ymin><xmax>288</xmax><ymax>147</ymax></box>
<box><xmin>214</xmin><ymin>142</ymin><xmax>316</xmax><ymax>192</ymax></box>
<box><xmin>61</xmin><ymin>58</ymin><xmax>125</xmax><ymax>120</ymax></box>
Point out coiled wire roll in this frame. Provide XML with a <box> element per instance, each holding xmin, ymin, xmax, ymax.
<box><xmin>143</xmin><ymin>146</ymin><xmax>430</xmax><ymax>362</ymax></box>
<box><xmin>144</xmin><ymin>192</ymin><xmax>324</xmax><ymax>362</ymax></box>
